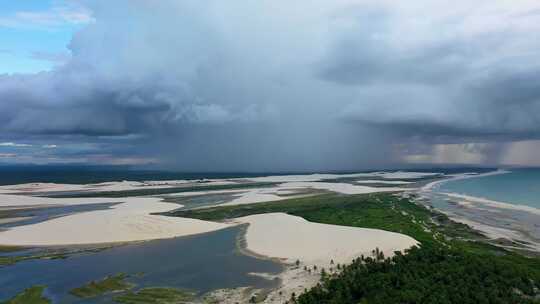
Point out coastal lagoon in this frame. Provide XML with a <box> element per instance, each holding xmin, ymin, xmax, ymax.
<box><xmin>0</xmin><ymin>226</ymin><xmax>282</xmax><ymax>303</ymax></box>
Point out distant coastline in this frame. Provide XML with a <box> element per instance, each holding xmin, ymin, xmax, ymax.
<box><xmin>418</xmin><ymin>169</ymin><xmax>540</xmax><ymax>253</ymax></box>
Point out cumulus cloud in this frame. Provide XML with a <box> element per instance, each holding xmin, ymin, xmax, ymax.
<box><xmin>1</xmin><ymin>0</ymin><xmax>540</xmax><ymax>169</ymax></box>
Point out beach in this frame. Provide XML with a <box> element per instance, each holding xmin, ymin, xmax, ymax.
<box><xmin>418</xmin><ymin>169</ymin><xmax>540</xmax><ymax>252</ymax></box>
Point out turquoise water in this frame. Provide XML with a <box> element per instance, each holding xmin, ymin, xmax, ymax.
<box><xmin>437</xmin><ymin>169</ymin><xmax>540</xmax><ymax>209</ymax></box>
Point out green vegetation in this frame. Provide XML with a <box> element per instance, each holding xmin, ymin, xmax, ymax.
<box><xmin>0</xmin><ymin>245</ymin><xmax>113</xmax><ymax>267</ymax></box>
<box><xmin>297</xmin><ymin>246</ymin><xmax>540</xmax><ymax>304</ymax></box>
<box><xmin>0</xmin><ymin>252</ymin><xmax>68</xmax><ymax>267</ymax></box>
<box><xmin>44</xmin><ymin>182</ymin><xmax>276</xmax><ymax>198</ymax></box>
<box><xmin>113</xmin><ymin>287</ymin><xmax>195</xmax><ymax>304</ymax></box>
<box><xmin>0</xmin><ymin>245</ymin><xmax>25</xmax><ymax>253</ymax></box>
<box><xmin>172</xmin><ymin>192</ymin><xmax>540</xmax><ymax>303</ymax></box>
<box><xmin>2</xmin><ymin>286</ymin><xmax>50</xmax><ymax>304</ymax></box>
<box><xmin>171</xmin><ymin>193</ymin><xmax>472</xmax><ymax>244</ymax></box>
<box><xmin>70</xmin><ymin>273</ymin><xmax>133</xmax><ymax>298</ymax></box>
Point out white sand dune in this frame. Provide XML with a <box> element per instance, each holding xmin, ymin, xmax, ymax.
<box><xmin>0</xmin><ymin>183</ymin><xmax>86</xmax><ymax>194</ymax></box>
<box><xmin>246</xmin><ymin>173</ymin><xmax>370</xmax><ymax>183</ymax></box>
<box><xmin>0</xmin><ymin>193</ymin><xmax>127</xmax><ymax>210</ymax></box>
<box><xmin>0</xmin><ymin>171</ymin><xmax>436</xmax><ymax>197</ymax></box>
<box><xmin>0</xmin><ymin>181</ymin><xmax>167</xmax><ymax>194</ymax></box>
<box><xmin>234</xmin><ymin>213</ymin><xmax>418</xmax><ymax>303</ymax></box>
<box><xmin>279</xmin><ymin>182</ymin><xmax>404</xmax><ymax>195</ymax></box>
<box><xmin>0</xmin><ymin>171</ymin><xmax>422</xmax><ymax>246</ymax></box>
<box><xmin>0</xmin><ymin>195</ymin><xmax>232</xmax><ymax>246</ymax></box>
<box><xmin>375</xmin><ymin>171</ymin><xmax>440</xmax><ymax>179</ymax></box>
<box><xmin>0</xmin><ymin>179</ymin><xmax>237</xmax><ymax>195</ymax></box>
<box><xmin>215</xmin><ymin>182</ymin><xmax>404</xmax><ymax>207</ymax></box>
<box><xmin>246</xmin><ymin>171</ymin><xmax>440</xmax><ymax>183</ymax></box>
<box><xmin>356</xmin><ymin>180</ymin><xmax>413</xmax><ymax>184</ymax></box>
<box><xmin>236</xmin><ymin>213</ymin><xmax>418</xmax><ymax>266</ymax></box>
<box><xmin>246</xmin><ymin>171</ymin><xmax>439</xmax><ymax>183</ymax></box>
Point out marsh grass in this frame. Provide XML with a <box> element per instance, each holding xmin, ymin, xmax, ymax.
<box><xmin>2</xmin><ymin>286</ymin><xmax>50</xmax><ymax>304</ymax></box>
<box><xmin>70</xmin><ymin>273</ymin><xmax>133</xmax><ymax>298</ymax></box>
<box><xmin>113</xmin><ymin>287</ymin><xmax>195</xmax><ymax>304</ymax></box>
<box><xmin>0</xmin><ymin>245</ymin><xmax>25</xmax><ymax>253</ymax></box>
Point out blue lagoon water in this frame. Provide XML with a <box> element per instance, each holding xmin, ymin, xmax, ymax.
<box><xmin>0</xmin><ymin>226</ymin><xmax>282</xmax><ymax>303</ymax></box>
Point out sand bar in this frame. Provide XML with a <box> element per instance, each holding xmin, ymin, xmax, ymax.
<box><xmin>246</xmin><ymin>171</ymin><xmax>440</xmax><ymax>183</ymax></box>
<box><xmin>0</xmin><ymin>179</ymin><xmax>237</xmax><ymax>195</ymax></box>
<box><xmin>356</xmin><ymin>180</ymin><xmax>413</xmax><ymax>184</ymax></box>
<box><xmin>0</xmin><ymin>195</ymin><xmax>232</xmax><ymax>246</ymax></box>
<box><xmin>441</xmin><ymin>192</ymin><xmax>540</xmax><ymax>216</ymax></box>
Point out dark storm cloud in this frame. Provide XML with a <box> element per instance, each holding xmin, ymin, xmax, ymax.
<box><xmin>1</xmin><ymin>0</ymin><xmax>540</xmax><ymax>168</ymax></box>
<box><xmin>320</xmin><ymin>4</ymin><xmax>540</xmax><ymax>144</ymax></box>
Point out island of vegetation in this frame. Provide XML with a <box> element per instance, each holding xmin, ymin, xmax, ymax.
<box><xmin>1</xmin><ymin>286</ymin><xmax>50</xmax><ymax>304</ymax></box>
<box><xmin>69</xmin><ymin>273</ymin><xmax>133</xmax><ymax>298</ymax></box>
<box><xmin>113</xmin><ymin>287</ymin><xmax>195</xmax><ymax>304</ymax></box>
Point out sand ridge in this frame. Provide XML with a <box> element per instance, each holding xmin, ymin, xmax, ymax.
<box><xmin>233</xmin><ymin>213</ymin><xmax>418</xmax><ymax>303</ymax></box>
<box><xmin>0</xmin><ymin>195</ymin><xmax>233</xmax><ymax>246</ymax></box>
<box><xmin>235</xmin><ymin>213</ymin><xmax>418</xmax><ymax>266</ymax></box>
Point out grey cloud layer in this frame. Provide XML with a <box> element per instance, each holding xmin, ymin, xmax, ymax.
<box><xmin>321</xmin><ymin>3</ymin><xmax>540</xmax><ymax>141</ymax></box>
<box><xmin>1</xmin><ymin>0</ymin><xmax>540</xmax><ymax>169</ymax></box>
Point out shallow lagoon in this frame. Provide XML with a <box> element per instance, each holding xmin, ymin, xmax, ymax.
<box><xmin>0</xmin><ymin>226</ymin><xmax>283</xmax><ymax>303</ymax></box>
<box><xmin>162</xmin><ymin>192</ymin><xmax>243</xmax><ymax>210</ymax></box>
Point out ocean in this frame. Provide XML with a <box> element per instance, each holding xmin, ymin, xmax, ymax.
<box><xmin>424</xmin><ymin>168</ymin><xmax>540</xmax><ymax>248</ymax></box>
<box><xmin>437</xmin><ymin>169</ymin><xmax>540</xmax><ymax>210</ymax></box>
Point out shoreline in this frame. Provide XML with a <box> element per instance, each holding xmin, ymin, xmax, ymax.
<box><xmin>230</xmin><ymin>220</ymin><xmax>326</xmax><ymax>304</ymax></box>
<box><xmin>440</xmin><ymin>192</ymin><xmax>540</xmax><ymax>216</ymax></box>
<box><xmin>420</xmin><ymin>169</ymin><xmax>511</xmax><ymax>192</ymax></box>
<box><xmin>417</xmin><ymin>169</ymin><xmax>540</xmax><ymax>252</ymax></box>
<box><xmin>223</xmin><ymin>212</ymin><xmax>418</xmax><ymax>303</ymax></box>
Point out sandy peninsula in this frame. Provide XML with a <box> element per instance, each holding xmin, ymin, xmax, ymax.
<box><xmin>246</xmin><ymin>171</ymin><xmax>440</xmax><ymax>183</ymax></box>
<box><xmin>0</xmin><ymin>195</ymin><xmax>233</xmax><ymax>246</ymax></box>
<box><xmin>214</xmin><ymin>182</ymin><xmax>405</xmax><ymax>207</ymax></box>
<box><xmin>0</xmin><ymin>179</ymin><xmax>238</xmax><ymax>195</ymax></box>
<box><xmin>237</xmin><ymin>213</ymin><xmax>418</xmax><ymax>266</ymax></box>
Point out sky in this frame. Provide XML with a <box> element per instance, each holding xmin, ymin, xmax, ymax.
<box><xmin>1</xmin><ymin>0</ymin><xmax>540</xmax><ymax>171</ymax></box>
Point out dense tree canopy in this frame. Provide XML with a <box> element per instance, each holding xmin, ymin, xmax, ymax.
<box><xmin>296</xmin><ymin>245</ymin><xmax>539</xmax><ymax>304</ymax></box>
